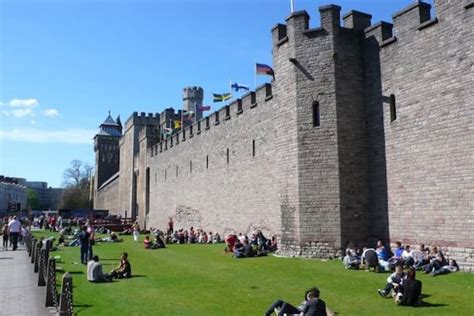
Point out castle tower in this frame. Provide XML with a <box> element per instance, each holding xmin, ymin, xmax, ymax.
<box><xmin>94</xmin><ymin>112</ymin><xmax>121</xmax><ymax>190</ymax></box>
<box><xmin>272</xmin><ymin>5</ymin><xmax>370</xmax><ymax>256</ymax></box>
<box><xmin>182</xmin><ymin>86</ymin><xmax>204</xmax><ymax>123</ymax></box>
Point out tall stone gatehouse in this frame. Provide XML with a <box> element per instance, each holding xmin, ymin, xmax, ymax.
<box><xmin>93</xmin><ymin>1</ymin><xmax>474</xmax><ymax>271</ymax></box>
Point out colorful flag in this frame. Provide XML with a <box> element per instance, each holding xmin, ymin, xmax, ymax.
<box><xmin>256</xmin><ymin>63</ymin><xmax>275</xmax><ymax>77</ymax></box>
<box><xmin>174</xmin><ymin>120</ymin><xmax>181</xmax><ymax>129</ymax></box>
<box><xmin>197</xmin><ymin>105</ymin><xmax>211</xmax><ymax>112</ymax></box>
<box><xmin>163</xmin><ymin>127</ymin><xmax>173</xmax><ymax>136</ymax></box>
<box><xmin>231</xmin><ymin>82</ymin><xmax>250</xmax><ymax>92</ymax></box>
<box><xmin>213</xmin><ymin>93</ymin><xmax>232</xmax><ymax>102</ymax></box>
<box><xmin>182</xmin><ymin>110</ymin><xmax>194</xmax><ymax>117</ymax></box>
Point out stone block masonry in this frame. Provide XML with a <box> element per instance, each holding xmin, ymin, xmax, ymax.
<box><xmin>94</xmin><ymin>1</ymin><xmax>473</xmax><ymax>270</ymax></box>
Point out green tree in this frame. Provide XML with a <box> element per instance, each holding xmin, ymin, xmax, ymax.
<box><xmin>60</xmin><ymin>160</ymin><xmax>93</xmax><ymax>209</ymax></box>
<box><xmin>26</xmin><ymin>188</ymin><xmax>41</xmax><ymax>209</ymax></box>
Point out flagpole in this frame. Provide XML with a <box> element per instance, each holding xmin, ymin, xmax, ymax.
<box><xmin>254</xmin><ymin>59</ymin><xmax>257</xmax><ymax>90</ymax></box>
<box><xmin>229</xmin><ymin>77</ymin><xmax>232</xmax><ymax>102</ymax></box>
<box><xmin>290</xmin><ymin>0</ymin><xmax>294</xmax><ymax>13</ymax></box>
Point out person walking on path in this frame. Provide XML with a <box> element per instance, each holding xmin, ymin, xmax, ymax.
<box><xmin>2</xmin><ymin>222</ymin><xmax>9</xmax><ymax>250</ymax></box>
<box><xmin>8</xmin><ymin>216</ymin><xmax>21</xmax><ymax>251</ymax></box>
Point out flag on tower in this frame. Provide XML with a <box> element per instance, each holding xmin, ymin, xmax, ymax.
<box><xmin>213</xmin><ymin>93</ymin><xmax>232</xmax><ymax>102</ymax></box>
<box><xmin>231</xmin><ymin>82</ymin><xmax>250</xmax><ymax>92</ymax></box>
<box><xmin>197</xmin><ymin>105</ymin><xmax>211</xmax><ymax>112</ymax></box>
<box><xmin>256</xmin><ymin>63</ymin><xmax>275</xmax><ymax>78</ymax></box>
<box><xmin>163</xmin><ymin>127</ymin><xmax>173</xmax><ymax>137</ymax></box>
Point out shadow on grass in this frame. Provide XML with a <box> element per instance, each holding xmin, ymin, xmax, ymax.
<box><xmin>68</xmin><ymin>271</ymin><xmax>84</xmax><ymax>275</ymax></box>
<box><xmin>74</xmin><ymin>304</ymin><xmax>93</xmax><ymax>315</ymax></box>
<box><xmin>417</xmin><ymin>301</ymin><xmax>448</xmax><ymax>308</ymax></box>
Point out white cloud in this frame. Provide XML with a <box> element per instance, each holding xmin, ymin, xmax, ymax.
<box><xmin>10</xmin><ymin>108</ymin><xmax>34</xmax><ymax>118</ymax></box>
<box><xmin>0</xmin><ymin>128</ymin><xmax>96</xmax><ymax>144</ymax></box>
<box><xmin>43</xmin><ymin>108</ymin><xmax>60</xmax><ymax>117</ymax></box>
<box><xmin>30</xmin><ymin>119</ymin><xmax>37</xmax><ymax>125</ymax></box>
<box><xmin>8</xmin><ymin>98</ymin><xmax>39</xmax><ymax>108</ymax></box>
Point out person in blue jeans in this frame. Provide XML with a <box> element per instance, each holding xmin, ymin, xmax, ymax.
<box><xmin>378</xmin><ymin>265</ymin><xmax>406</xmax><ymax>298</ymax></box>
<box><xmin>78</xmin><ymin>226</ymin><xmax>90</xmax><ymax>265</ymax></box>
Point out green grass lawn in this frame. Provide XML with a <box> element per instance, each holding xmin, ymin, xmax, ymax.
<box><xmin>33</xmin><ymin>231</ymin><xmax>474</xmax><ymax>316</ymax></box>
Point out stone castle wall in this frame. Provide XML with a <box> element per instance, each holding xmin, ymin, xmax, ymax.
<box><xmin>94</xmin><ymin>1</ymin><xmax>473</xmax><ymax>269</ymax></box>
<box><xmin>364</xmin><ymin>1</ymin><xmax>473</xmax><ymax>270</ymax></box>
<box><xmin>147</xmin><ymin>84</ymin><xmax>283</xmax><ymax>237</ymax></box>
<box><xmin>94</xmin><ymin>173</ymin><xmax>119</xmax><ymax>212</ymax></box>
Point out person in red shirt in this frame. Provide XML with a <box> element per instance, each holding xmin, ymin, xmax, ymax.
<box><xmin>225</xmin><ymin>234</ymin><xmax>237</xmax><ymax>253</ymax></box>
<box><xmin>143</xmin><ymin>235</ymin><xmax>152</xmax><ymax>249</ymax></box>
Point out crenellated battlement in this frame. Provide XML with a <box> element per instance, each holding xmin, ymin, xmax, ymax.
<box><xmin>124</xmin><ymin>111</ymin><xmax>160</xmax><ymax>132</ymax></box>
<box><xmin>271</xmin><ymin>1</ymin><xmax>472</xmax><ymax>53</ymax></box>
<box><xmin>95</xmin><ymin>1</ymin><xmax>473</xmax><ymax>271</ymax></box>
<box><xmin>149</xmin><ymin>83</ymin><xmax>272</xmax><ymax>158</ymax></box>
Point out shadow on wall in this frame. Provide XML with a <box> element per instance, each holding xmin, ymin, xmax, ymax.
<box><xmin>364</xmin><ymin>35</ymin><xmax>389</xmax><ymax>244</ymax></box>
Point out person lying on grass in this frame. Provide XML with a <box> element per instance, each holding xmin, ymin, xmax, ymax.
<box><xmin>87</xmin><ymin>255</ymin><xmax>112</xmax><ymax>282</ymax></box>
<box><xmin>110</xmin><ymin>252</ymin><xmax>132</xmax><ymax>279</ymax></box>
<box><xmin>264</xmin><ymin>286</ymin><xmax>328</xmax><ymax>316</ymax></box>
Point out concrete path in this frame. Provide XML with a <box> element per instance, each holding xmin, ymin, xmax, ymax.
<box><xmin>0</xmin><ymin>244</ymin><xmax>54</xmax><ymax>316</ymax></box>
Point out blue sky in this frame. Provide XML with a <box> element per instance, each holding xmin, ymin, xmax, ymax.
<box><xmin>0</xmin><ymin>0</ymin><xmax>430</xmax><ymax>187</ymax></box>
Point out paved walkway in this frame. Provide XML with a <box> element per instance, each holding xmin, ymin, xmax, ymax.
<box><xmin>0</xmin><ymin>244</ymin><xmax>53</xmax><ymax>316</ymax></box>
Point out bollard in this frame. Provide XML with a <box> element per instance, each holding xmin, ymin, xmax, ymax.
<box><xmin>31</xmin><ymin>239</ymin><xmax>37</xmax><ymax>262</ymax></box>
<box><xmin>45</xmin><ymin>257</ymin><xmax>57</xmax><ymax>307</ymax></box>
<box><xmin>38</xmin><ymin>248</ymin><xmax>47</xmax><ymax>286</ymax></box>
<box><xmin>34</xmin><ymin>242</ymin><xmax>41</xmax><ymax>273</ymax></box>
<box><xmin>58</xmin><ymin>272</ymin><xmax>73</xmax><ymax>316</ymax></box>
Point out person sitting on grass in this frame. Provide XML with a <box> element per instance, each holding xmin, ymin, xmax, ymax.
<box><xmin>378</xmin><ymin>265</ymin><xmax>406</xmax><ymax>298</ymax></box>
<box><xmin>431</xmin><ymin>259</ymin><xmax>459</xmax><ymax>277</ymax></box>
<box><xmin>87</xmin><ymin>255</ymin><xmax>111</xmax><ymax>283</ymax></box>
<box><xmin>110</xmin><ymin>252</ymin><xmax>132</xmax><ymax>279</ymax></box>
<box><xmin>143</xmin><ymin>235</ymin><xmax>152</xmax><ymax>249</ymax></box>
<box><xmin>361</xmin><ymin>247</ymin><xmax>379</xmax><ymax>272</ymax></box>
<box><xmin>376</xmin><ymin>240</ymin><xmax>391</xmax><ymax>272</ymax></box>
<box><xmin>395</xmin><ymin>268</ymin><xmax>422</xmax><ymax>306</ymax></box>
<box><xmin>264</xmin><ymin>287</ymin><xmax>328</xmax><ymax>316</ymax></box>
<box><xmin>153</xmin><ymin>234</ymin><xmax>166</xmax><ymax>248</ymax></box>
<box><xmin>235</xmin><ymin>239</ymin><xmax>255</xmax><ymax>258</ymax></box>
<box><xmin>343</xmin><ymin>248</ymin><xmax>360</xmax><ymax>269</ymax></box>
<box><xmin>225</xmin><ymin>234</ymin><xmax>238</xmax><ymax>253</ymax></box>
<box><xmin>388</xmin><ymin>241</ymin><xmax>405</xmax><ymax>268</ymax></box>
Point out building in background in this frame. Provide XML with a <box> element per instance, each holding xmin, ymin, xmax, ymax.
<box><xmin>0</xmin><ymin>176</ymin><xmax>27</xmax><ymax>214</ymax></box>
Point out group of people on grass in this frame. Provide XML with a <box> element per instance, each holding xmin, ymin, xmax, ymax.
<box><xmin>341</xmin><ymin>239</ymin><xmax>459</xmax><ymax>307</ymax></box>
<box><xmin>168</xmin><ymin>227</ymin><xmax>222</xmax><ymax>245</ymax></box>
<box><xmin>87</xmin><ymin>252</ymin><xmax>132</xmax><ymax>283</ymax></box>
<box><xmin>343</xmin><ymin>240</ymin><xmax>459</xmax><ymax>277</ymax></box>
<box><xmin>225</xmin><ymin>231</ymin><xmax>278</xmax><ymax>258</ymax></box>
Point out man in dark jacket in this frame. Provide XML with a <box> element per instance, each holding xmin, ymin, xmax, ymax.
<box><xmin>398</xmin><ymin>269</ymin><xmax>422</xmax><ymax>306</ymax></box>
<box><xmin>264</xmin><ymin>287</ymin><xmax>327</xmax><ymax>316</ymax></box>
<box><xmin>78</xmin><ymin>226</ymin><xmax>90</xmax><ymax>265</ymax></box>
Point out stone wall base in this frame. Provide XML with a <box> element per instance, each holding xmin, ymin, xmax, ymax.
<box><xmin>277</xmin><ymin>241</ymin><xmax>342</xmax><ymax>259</ymax></box>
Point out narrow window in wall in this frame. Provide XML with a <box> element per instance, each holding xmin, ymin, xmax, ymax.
<box><xmin>165</xmin><ymin>169</ymin><xmax>167</xmax><ymax>181</ymax></box>
<box><xmin>190</xmin><ymin>160</ymin><xmax>192</xmax><ymax>173</ymax></box>
<box><xmin>252</xmin><ymin>139</ymin><xmax>256</xmax><ymax>157</ymax></box>
<box><xmin>312</xmin><ymin>101</ymin><xmax>320</xmax><ymax>127</ymax></box>
<box><xmin>206</xmin><ymin>155</ymin><xmax>209</xmax><ymax>169</ymax></box>
<box><xmin>176</xmin><ymin>165</ymin><xmax>179</xmax><ymax>177</ymax></box>
<box><xmin>154</xmin><ymin>172</ymin><xmax>157</xmax><ymax>183</ymax></box>
<box><xmin>226</xmin><ymin>148</ymin><xmax>229</xmax><ymax>164</ymax></box>
<box><xmin>390</xmin><ymin>94</ymin><xmax>397</xmax><ymax>122</ymax></box>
